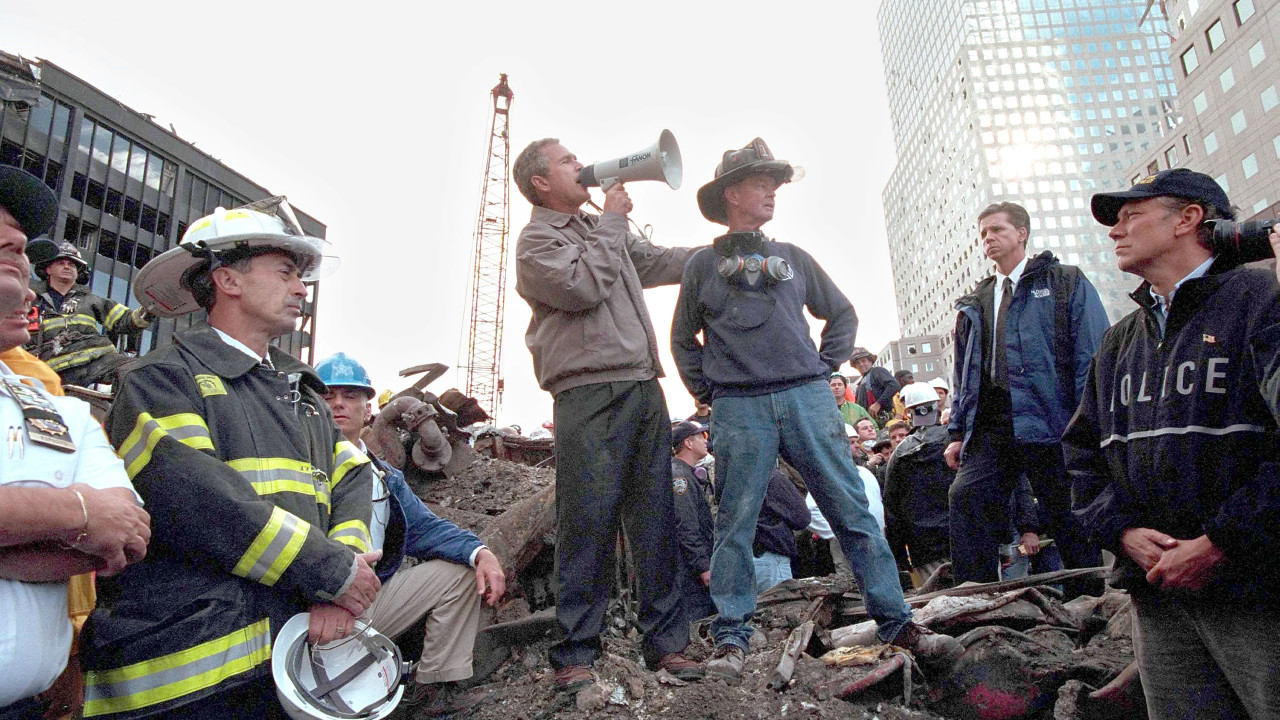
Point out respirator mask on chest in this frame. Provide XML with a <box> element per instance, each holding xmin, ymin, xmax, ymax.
<box><xmin>713</xmin><ymin>232</ymin><xmax>794</xmax><ymax>289</ymax></box>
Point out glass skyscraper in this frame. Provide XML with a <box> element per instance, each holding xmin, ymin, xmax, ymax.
<box><xmin>879</xmin><ymin>0</ymin><xmax>1177</xmax><ymax>354</ymax></box>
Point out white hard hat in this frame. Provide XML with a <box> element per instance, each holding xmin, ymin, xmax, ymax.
<box><xmin>901</xmin><ymin>382</ymin><xmax>940</xmax><ymax>409</ymax></box>
<box><xmin>271</xmin><ymin>613</ymin><xmax>407</xmax><ymax>720</ymax></box>
<box><xmin>929</xmin><ymin>377</ymin><xmax>951</xmax><ymax>394</ymax></box>
<box><xmin>844</xmin><ymin>423</ymin><xmax>857</xmax><ymax>438</ymax></box>
<box><xmin>134</xmin><ymin>200</ymin><xmax>338</xmax><ymax>317</ymax></box>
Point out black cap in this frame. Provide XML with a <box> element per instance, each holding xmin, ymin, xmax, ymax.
<box><xmin>0</xmin><ymin>165</ymin><xmax>58</xmax><ymax>239</ymax></box>
<box><xmin>671</xmin><ymin>420</ymin><xmax>707</xmax><ymax>448</ymax></box>
<box><xmin>1091</xmin><ymin>168</ymin><xmax>1233</xmax><ymax>227</ymax></box>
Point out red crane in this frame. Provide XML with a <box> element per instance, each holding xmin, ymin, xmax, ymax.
<box><xmin>462</xmin><ymin>74</ymin><xmax>514</xmax><ymax>421</ymax></box>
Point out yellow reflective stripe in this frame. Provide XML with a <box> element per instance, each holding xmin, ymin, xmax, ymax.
<box><xmin>118</xmin><ymin>413</ymin><xmax>214</xmax><ymax>478</ymax></box>
<box><xmin>40</xmin><ymin>313</ymin><xmax>100</xmax><ymax>332</ymax></box>
<box><xmin>82</xmin><ymin>618</ymin><xmax>271</xmax><ymax>717</ymax></box>
<box><xmin>46</xmin><ymin>344</ymin><xmax>113</xmax><ymax>370</ymax></box>
<box><xmin>104</xmin><ymin>303</ymin><xmax>129</xmax><ymax>330</ymax></box>
<box><xmin>225</xmin><ymin>457</ymin><xmax>330</xmax><ymax>509</ymax></box>
<box><xmin>232</xmin><ymin>506</ymin><xmax>310</xmax><ymax>586</ymax></box>
<box><xmin>329</xmin><ymin>440</ymin><xmax>368</xmax><ymax>490</ymax></box>
<box><xmin>328</xmin><ymin>519</ymin><xmax>371</xmax><ymax>553</ymax></box>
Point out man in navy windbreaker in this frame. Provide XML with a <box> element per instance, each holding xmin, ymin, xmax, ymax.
<box><xmin>944</xmin><ymin>201</ymin><xmax>1110</xmax><ymax>595</ymax></box>
<box><xmin>317</xmin><ymin>353</ymin><xmax>505</xmax><ymax>713</ymax></box>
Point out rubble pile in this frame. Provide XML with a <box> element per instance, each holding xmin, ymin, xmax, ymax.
<box><xmin>393</xmin><ymin>444</ymin><xmax>1139</xmax><ymax>720</ymax></box>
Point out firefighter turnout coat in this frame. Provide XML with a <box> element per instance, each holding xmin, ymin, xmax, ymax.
<box><xmin>80</xmin><ymin>328</ymin><xmax>374</xmax><ymax>718</ymax></box>
<box><xmin>28</xmin><ymin>281</ymin><xmax>149</xmax><ymax>376</ymax></box>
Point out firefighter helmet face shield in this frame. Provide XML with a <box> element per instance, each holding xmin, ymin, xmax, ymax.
<box><xmin>272</xmin><ymin>614</ymin><xmax>407</xmax><ymax>720</ymax></box>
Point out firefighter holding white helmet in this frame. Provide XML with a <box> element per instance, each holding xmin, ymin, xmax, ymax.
<box><xmin>27</xmin><ymin>240</ymin><xmax>154</xmax><ymax>388</ymax></box>
<box><xmin>80</xmin><ymin>200</ymin><xmax>380</xmax><ymax>720</ymax></box>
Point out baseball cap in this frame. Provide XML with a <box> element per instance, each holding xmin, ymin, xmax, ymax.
<box><xmin>671</xmin><ymin>420</ymin><xmax>707</xmax><ymax>448</ymax></box>
<box><xmin>0</xmin><ymin>165</ymin><xmax>58</xmax><ymax>239</ymax></box>
<box><xmin>1091</xmin><ymin>168</ymin><xmax>1233</xmax><ymax>227</ymax></box>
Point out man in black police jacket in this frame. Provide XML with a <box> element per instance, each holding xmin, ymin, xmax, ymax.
<box><xmin>1067</xmin><ymin>169</ymin><xmax>1280</xmax><ymax>719</ymax></box>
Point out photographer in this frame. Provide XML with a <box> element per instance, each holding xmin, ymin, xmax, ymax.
<box><xmin>1067</xmin><ymin>169</ymin><xmax>1280</xmax><ymax>719</ymax></box>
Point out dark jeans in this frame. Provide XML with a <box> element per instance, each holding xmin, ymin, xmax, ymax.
<box><xmin>549</xmin><ymin>379</ymin><xmax>687</xmax><ymax>669</ymax></box>
<box><xmin>948</xmin><ymin>426</ymin><xmax>1101</xmax><ymax>595</ymax></box>
<box><xmin>677</xmin><ymin>571</ymin><xmax>717</xmax><ymax>629</ymax></box>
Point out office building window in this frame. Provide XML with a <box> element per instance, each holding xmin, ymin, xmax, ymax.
<box><xmin>1234</xmin><ymin>0</ymin><xmax>1255</xmax><ymax>24</ymax></box>
<box><xmin>1263</xmin><ymin>86</ymin><xmax>1278</xmax><ymax>112</ymax></box>
<box><xmin>1231</xmin><ymin>110</ymin><xmax>1248</xmax><ymax>134</ymax></box>
<box><xmin>1181</xmin><ymin>46</ymin><xmax>1200</xmax><ymax>75</ymax></box>
<box><xmin>1216</xmin><ymin>174</ymin><xmax>1230</xmax><ymax>192</ymax></box>
<box><xmin>1204</xmin><ymin>131</ymin><xmax>1219</xmax><ymax>155</ymax></box>
<box><xmin>1192</xmin><ymin>91</ymin><xmax>1208</xmax><ymax>114</ymax></box>
<box><xmin>1274</xmin><ymin>134</ymin><xmax>1280</xmax><ymax>159</ymax></box>
<box><xmin>1249</xmin><ymin>41</ymin><xmax>1266</xmax><ymax>68</ymax></box>
<box><xmin>1220</xmin><ymin>67</ymin><xmax>1236</xmax><ymax>92</ymax></box>
<box><xmin>1164</xmin><ymin>146</ymin><xmax>1179</xmax><ymax>166</ymax></box>
<box><xmin>922</xmin><ymin>342</ymin><xmax>932</xmax><ymax>354</ymax></box>
<box><xmin>1242</xmin><ymin>154</ymin><xmax>1258</xmax><ymax>179</ymax></box>
<box><xmin>1206</xmin><ymin>20</ymin><xmax>1226</xmax><ymax>52</ymax></box>
<box><xmin>1183</xmin><ymin>135</ymin><xmax>1192</xmax><ymax>155</ymax></box>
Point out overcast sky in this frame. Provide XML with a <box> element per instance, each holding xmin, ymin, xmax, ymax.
<box><xmin>4</xmin><ymin>0</ymin><xmax>904</xmax><ymax>428</ymax></box>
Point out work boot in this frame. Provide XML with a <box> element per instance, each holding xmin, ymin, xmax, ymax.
<box><xmin>656</xmin><ymin>652</ymin><xmax>705</xmax><ymax>681</ymax></box>
<box><xmin>399</xmin><ymin>681</ymin><xmax>488</xmax><ymax>716</ymax></box>
<box><xmin>553</xmin><ymin>664</ymin><xmax>595</xmax><ymax>693</ymax></box>
<box><xmin>706</xmin><ymin>645</ymin><xmax>746</xmax><ymax>684</ymax></box>
<box><xmin>890</xmin><ymin>622</ymin><xmax>963</xmax><ymax>666</ymax></box>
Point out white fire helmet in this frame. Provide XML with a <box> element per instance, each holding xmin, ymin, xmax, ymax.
<box><xmin>271</xmin><ymin>613</ymin><xmax>407</xmax><ymax>720</ymax></box>
<box><xmin>133</xmin><ymin>198</ymin><xmax>338</xmax><ymax>317</ymax></box>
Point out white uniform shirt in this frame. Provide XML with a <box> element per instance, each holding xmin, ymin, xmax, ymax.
<box><xmin>0</xmin><ymin>361</ymin><xmax>139</xmax><ymax>706</ymax></box>
<box><xmin>805</xmin><ymin>466</ymin><xmax>886</xmax><ymax>538</ymax></box>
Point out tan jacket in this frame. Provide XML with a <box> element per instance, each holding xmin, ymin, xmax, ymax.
<box><xmin>515</xmin><ymin>207</ymin><xmax>694</xmax><ymax>396</ymax></box>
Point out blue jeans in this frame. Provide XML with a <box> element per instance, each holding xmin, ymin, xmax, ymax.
<box><xmin>753</xmin><ymin>552</ymin><xmax>793</xmax><ymax>595</ymax></box>
<box><xmin>709</xmin><ymin>380</ymin><xmax>912</xmax><ymax>651</ymax></box>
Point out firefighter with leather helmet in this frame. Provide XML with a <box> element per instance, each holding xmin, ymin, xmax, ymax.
<box><xmin>26</xmin><ymin>240</ymin><xmax>153</xmax><ymax>388</ymax></box>
<box><xmin>80</xmin><ymin>199</ymin><xmax>375</xmax><ymax>720</ymax></box>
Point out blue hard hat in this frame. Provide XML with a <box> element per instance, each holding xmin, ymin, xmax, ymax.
<box><xmin>315</xmin><ymin>352</ymin><xmax>375</xmax><ymax>396</ymax></box>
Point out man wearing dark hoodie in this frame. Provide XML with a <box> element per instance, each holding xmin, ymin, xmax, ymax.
<box><xmin>945</xmin><ymin>201</ymin><xmax>1110</xmax><ymax>594</ymax></box>
<box><xmin>673</xmin><ymin>138</ymin><xmax>960</xmax><ymax>683</ymax></box>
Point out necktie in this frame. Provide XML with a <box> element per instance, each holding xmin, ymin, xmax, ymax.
<box><xmin>992</xmin><ymin>277</ymin><xmax>1013</xmax><ymax>385</ymax></box>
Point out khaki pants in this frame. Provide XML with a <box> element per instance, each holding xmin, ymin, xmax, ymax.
<box><xmin>367</xmin><ymin>559</ymin><xmax>480</xmax><ymax>684</ymax></box>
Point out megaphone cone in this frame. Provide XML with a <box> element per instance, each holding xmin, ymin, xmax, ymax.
<box><xmin>578</xmin><ymin>130</ymin><xmax>682</xmax><ymax>190</ymax></box>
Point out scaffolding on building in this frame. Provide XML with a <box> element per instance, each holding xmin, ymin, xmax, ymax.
<box><xmin>462</xmin><ymin>74</ymin><xmax>514</xmax><ymax>421</ymax></box>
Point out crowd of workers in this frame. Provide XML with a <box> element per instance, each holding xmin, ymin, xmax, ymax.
<box><xmin>2</xmin><ymin>126</ymin><xmax>1279</xmax><ymax>720</ymax></box>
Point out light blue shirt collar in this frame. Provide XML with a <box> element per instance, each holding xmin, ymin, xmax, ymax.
<box><xmin>1150</xmin><ymin>255</ymin><xmax>1215</xmax><ymax>337</ymax></box>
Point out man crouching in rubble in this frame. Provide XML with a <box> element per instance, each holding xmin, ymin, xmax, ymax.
<box><xmin>1067</xmin><ymin>169</ymin><xmax>1280</xmax><ymax>719</ymax></box>
<box><xmin>671</xmin><ymin>138</ymin><xmax>962</xmax><ymax>683</ymax></box>
<box><xmin>316</xmin><ymin>352</ymin><xmax>505</xmax><ymax>714</ymax></box>
<box><xmin>511</xmin><ymin>138</ymin><xmax>704</xmax><ymax>691</ymax></box>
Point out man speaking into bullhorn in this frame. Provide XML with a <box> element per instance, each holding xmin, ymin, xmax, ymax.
<box><xmin>511</xmin><ymin>134</ymin><xmax>704</xmax><ymax>692</ymax></box>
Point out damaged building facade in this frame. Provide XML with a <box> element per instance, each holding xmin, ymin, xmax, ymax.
<box><xmin>0</xmin><ymin>49</ymin><xmax>324</xmax><ymax>361</ymax></box>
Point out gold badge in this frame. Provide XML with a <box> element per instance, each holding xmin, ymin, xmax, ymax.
<box><xmin>195</xmin><ymin>374</ymin><xmax>227</xmax><ymax>397</ymax></box>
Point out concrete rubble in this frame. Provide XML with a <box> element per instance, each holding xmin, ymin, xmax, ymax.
<box><xmin>361</xmin><ymin>375</ymin><xmax>1143</xmax><ymax>720</ymax></box>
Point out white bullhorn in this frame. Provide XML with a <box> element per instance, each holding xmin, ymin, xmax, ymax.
<box><xmin>578</xmin><ymin>129</ymin><xmax>682</xmax><ymax>190</ymax></box>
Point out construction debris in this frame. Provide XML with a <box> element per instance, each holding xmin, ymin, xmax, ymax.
<box><xmin>374</xmin><ymin>388</ymin><xmax>1139</xmax><ymax>720</ymax></box>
